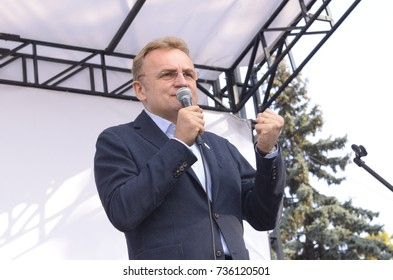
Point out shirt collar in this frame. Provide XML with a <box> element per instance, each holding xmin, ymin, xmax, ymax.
<box><xmin>144</xmin><ymin>109</ymin><xmax>174</xmax><ymax>137</ymax></box>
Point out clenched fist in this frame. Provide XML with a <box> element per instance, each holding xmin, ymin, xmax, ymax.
<box><xmin>254</xmin><ymin>109</ymin><xmax>284</xmax><ymax>154</ymax></box>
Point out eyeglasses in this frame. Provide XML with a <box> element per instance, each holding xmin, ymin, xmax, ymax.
<box><xmin>138</xmin><ymin>70</ymin><xmax>198</xmax><ymax>81</ymax></box>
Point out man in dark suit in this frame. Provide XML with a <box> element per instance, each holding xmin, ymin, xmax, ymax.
<box><xmin>94</xmin><ymin>36</ymin><xmax>286</xmax><ymax>260</ymax></box>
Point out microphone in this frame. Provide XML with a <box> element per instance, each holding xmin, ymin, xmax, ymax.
<box><xmin>176</xmin><ymin>87</ymin><xmax>193</xmax><ymax>107</ymax></box>
<box><xmin>176</xmin><ymin>87</ymin><xmax>202</xmax><ymax>144</ymax></box>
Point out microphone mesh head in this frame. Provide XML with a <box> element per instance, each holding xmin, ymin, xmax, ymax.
<box><xmin>176</xmin><ymin>87</ymin><xmax>192</xmax><ymax>107</ymax></box>
<box><xmin>176</xmin><ymin>87</ymin><xmax>192</xmax><ymax>102</ymax></box>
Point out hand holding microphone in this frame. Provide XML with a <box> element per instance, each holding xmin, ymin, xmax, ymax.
<box><xmin>176</xmin><ymin>87</ymin><xmax>204</xmax><ymax>145</ymax></box>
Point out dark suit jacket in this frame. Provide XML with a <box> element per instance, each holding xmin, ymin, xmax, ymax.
<box><xmin>94</xmin><ymin>110</ymin><xmax>285</xmax><ymax>260</ymax></box>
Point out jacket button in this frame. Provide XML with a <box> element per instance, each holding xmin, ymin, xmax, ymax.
<box><xmin>216</xmin><ymin>250</ymin><xmax>223</xmax><ymax>257</ymax></box>
<box><xmin>214</xmin><ymin>213</ymin><xmax>220</xmax><ymax>219</ymax></box>
<box><xmin>173</xmin><ymin>170</ymin><xmax>181</xmax><ymax>178</ymax></box>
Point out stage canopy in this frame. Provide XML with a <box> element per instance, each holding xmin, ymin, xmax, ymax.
<box><xmin>0</xmin><ymin>0</ymin><xmax>361</xmax><ymax>116</ymax></box>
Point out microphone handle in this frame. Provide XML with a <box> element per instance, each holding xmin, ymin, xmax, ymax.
<box><xmin>195</xmin><ymin>134</ymin><xmax>202</xmax><ymax>145</ymax></box>
<box><xmin>180</xmin><ymin>98</ymin><xmax>202</xmax><ymax>145</ymax></box>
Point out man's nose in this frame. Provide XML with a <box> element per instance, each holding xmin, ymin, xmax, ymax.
<box><xmin>174</xmin><ymin>72</ymin><xmax>188</xmax><ymax>86</ymax></box>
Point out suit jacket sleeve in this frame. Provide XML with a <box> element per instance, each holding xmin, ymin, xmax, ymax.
<box><xmin>244</xmin><ymin>148</ymin><xmax>285</xmax><ymax>230</ymax></box>
<box><xmin>222</xmin><ymin>139</ymin><xmax>285</xmax><ymax>231</ymax></box>
<box><xmin>94</xmin><ymin>124</ymin><xmax>198</xmax><ymax>232</ymax></box>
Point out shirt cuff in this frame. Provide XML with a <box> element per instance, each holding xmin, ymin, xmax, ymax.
<box><xmin>255</xmin><ymin>143</ymin><xmax>278</xmax><ymax>159</ymax></box>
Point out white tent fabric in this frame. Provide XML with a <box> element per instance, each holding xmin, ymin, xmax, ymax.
<box><xmin>0</xmin><ymin>0</ymin><xmax>312</xmax><ymax>79</ymax></box>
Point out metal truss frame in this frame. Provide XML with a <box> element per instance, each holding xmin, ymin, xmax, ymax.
<box><xmin>0</xmin><ymin>0</ymin><xmax>360</xmax><ymax>118</ymax></box>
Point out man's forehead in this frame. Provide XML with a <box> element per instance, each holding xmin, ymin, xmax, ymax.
<box><xmin>144</xmin><ymin>48</ymin><xmax>193</xmax><ymax>67</ymax></box>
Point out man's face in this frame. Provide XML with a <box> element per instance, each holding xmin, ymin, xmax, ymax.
<box><xmin>133</xmin><ymin>48</ymin><xmax>198</xmax><ymax>123</ymax></box>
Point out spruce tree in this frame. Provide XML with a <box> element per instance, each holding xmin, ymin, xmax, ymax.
<box><xmin>265</xmin><ymin>62</ymin><xmax>393</xmax><ymax>259</ymax></box>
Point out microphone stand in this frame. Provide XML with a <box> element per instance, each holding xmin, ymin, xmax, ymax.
<box><xmin>351</xmin><ymin>144</ymin><xmax>393</xmax><ymax>192</ymax></box>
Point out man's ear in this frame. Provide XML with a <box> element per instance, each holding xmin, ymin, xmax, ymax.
<box><xmin>133</xmin><ymin>81</ymin><xmax>146</xmax><ymax>102</ymax></box>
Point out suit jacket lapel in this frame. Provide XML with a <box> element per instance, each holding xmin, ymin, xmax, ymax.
<box><xmin>134</xmin><ymin>110</ymin><xmax>203</xmax><ymax>188</ymax></box>
<box><xmin>199</xmin><ymin>137</ymin><xmax>220</xmax><ymax>202</ymax></box>
<box><xmin>134</xmin><ymin>110</ymin><xmax>169</xmax><ymax>149</ymax></box>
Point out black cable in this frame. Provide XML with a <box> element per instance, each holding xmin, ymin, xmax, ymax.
<box><xmin>197</xmin><ymin>140</ymin><xmax>217</xmax><ymax>260</ymax></box>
